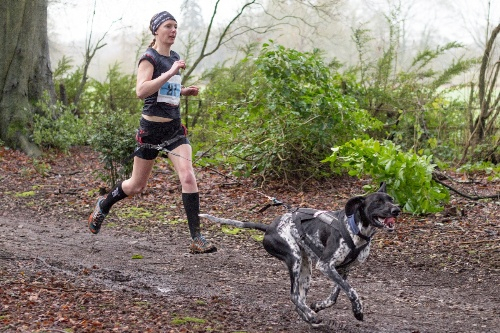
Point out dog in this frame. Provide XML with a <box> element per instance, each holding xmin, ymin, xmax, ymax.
<box><xmin>200</xmin><ymin>182</ymin><xmax>400</xmax><ymax>327</ymax></box>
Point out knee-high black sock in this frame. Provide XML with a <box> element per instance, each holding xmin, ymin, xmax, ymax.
<box><xmin>182</xmin><ymin>192</ymin><xmax>201</xmax><ymax>239</ymax></box>
<box><xmin>100</xmin><ymin>182</ymin><xmax>128</xmax><ymax>214</ymax></box>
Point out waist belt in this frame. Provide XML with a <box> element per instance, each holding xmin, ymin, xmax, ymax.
<box><xmin>122</xmin><ymin>133</ymin><xmax>185</xmax><ymax>164</ymax></box>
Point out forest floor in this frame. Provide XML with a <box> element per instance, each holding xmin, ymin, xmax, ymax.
<box><xmin>0</xmin><ymin>146</ymin><xmax>499</xmax><ymax>333</ymax></box>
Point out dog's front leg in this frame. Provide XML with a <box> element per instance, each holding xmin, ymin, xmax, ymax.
<box><xmin>310</xmin><ymin>272</ymin><xmax>347</xmax><ymax>312</ymax></box>
<box><xmin>316</xmin><ymin>262</ymin><xmax>363</xmax><ymax>321</ymax></box>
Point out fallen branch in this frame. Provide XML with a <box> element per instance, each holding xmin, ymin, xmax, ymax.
<box><xmin>220</xmin><ymin>182</ymin><xmax>240</xmax><ymax>187</ymax></box>
<box><xmin>48</xmin><ymin>170</ymin><xmax>82</xmax><ymax>176</ymax></box>
<box><xmin>432</xmin><ymin>171</ymin><xmax>500</xmax><ymax>200</ymax></box>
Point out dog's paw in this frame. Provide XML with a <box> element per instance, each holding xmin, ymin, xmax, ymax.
<box><xmin>354</xmin><ymin>312</ymin><xmax>364</xmax><ymax>321</ymax></box>
<box><xmin>309</xmin><ymin>317</ymin><xmax>325</xmax><ymax>328</ymax></box>
<box><xmin>352</xmin><ymin>301</ymin><xmax>364</xmax><ymax>321</ymax></box>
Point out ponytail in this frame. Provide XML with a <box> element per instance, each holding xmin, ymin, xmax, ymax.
<box><xmin>148</xmin><ymin>38</ymin><xmax>156</xmax><ymax>48</ymax></box>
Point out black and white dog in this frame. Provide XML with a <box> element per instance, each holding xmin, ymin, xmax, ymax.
<box><xmin>200</xmin><ymin>182</ymin><xmax>400</xmax><ymax>327</ymax></box>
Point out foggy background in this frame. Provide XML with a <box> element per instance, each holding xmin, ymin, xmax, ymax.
<box><xmin>47</xmin><ymin>0</ymin><xmax>498</xmax><ymax>82</ymax></box>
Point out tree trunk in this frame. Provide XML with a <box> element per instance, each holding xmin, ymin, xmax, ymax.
<box><xmin>471</xmin><ymin>23</ymin><xmax>500</xmax><ymax>146</ymax></box>
<box><xmin>0</xmin><ymin>0</ymin><xmax>54</xmax><ymax>155</ymax></box>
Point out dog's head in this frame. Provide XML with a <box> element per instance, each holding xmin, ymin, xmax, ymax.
<box><xmin>344</xmin><ymin>182</ymin><xmax>400</xmax><ymax>231</ymax></box>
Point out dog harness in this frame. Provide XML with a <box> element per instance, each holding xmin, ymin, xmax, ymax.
<box><xmin>291</xmin><ymin>208</ymin><xmax>371</xmax><ymax>269</ymax></box>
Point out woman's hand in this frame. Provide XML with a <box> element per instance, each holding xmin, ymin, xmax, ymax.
<box><xmin>163</xmin><ymin>60</ymin><xmax>185</xmax><ymax>79</ymax></box>
<box><xmin>181</xmin><ymin>86</ymin><xmax>199</xmax><ymax>96</ymax></box>
<box><xmin>172</xmin><ymin>60</ymin><xmax>186</xmax><ymax>71</ymax></box>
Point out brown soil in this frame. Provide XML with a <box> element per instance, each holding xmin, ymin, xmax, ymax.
<box><xmin>0</xmin><ymin>146</ymin><xmax>499</xmax><ymax>333</ymax></box>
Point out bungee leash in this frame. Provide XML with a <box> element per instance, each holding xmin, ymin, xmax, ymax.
<box><xmin>125</xmin><ymin>134</ymin><xmax>290</xmax><ymax>214</ymax></box>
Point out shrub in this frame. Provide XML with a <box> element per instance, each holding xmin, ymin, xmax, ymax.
<box><xmin>324</xmin><ymin>138</ymin><xmax>450</xmax><ymax>214</ymax></box>
<box><xmin>32</xmin><ymin>93</ymin><xmax>88</xmax><ymax>152</ymax></box>
<box><xmin>88</xmin><ymin>110</ymin><xmax>137</xmax><ymax>187</ymax></box>
<box><xmin>222</xmin><ymin>43</ymin><xmax>383</xmax><ymax>181</ymax></box>
<box><xmin>84</xmin><ymin>64</ymin><xmax>142</xmax><ymax>187</ymax></box>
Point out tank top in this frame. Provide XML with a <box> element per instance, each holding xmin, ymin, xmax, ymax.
<box><xmin>138</xmin><ymin>47</ymin><xmax>182</xmax><ymax>119</ymax></box>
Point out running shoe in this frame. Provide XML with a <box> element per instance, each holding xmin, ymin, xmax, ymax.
<box><xmin>189</xmin><ymin>235</ymin><xmax>217</xmax><ymax>254</ymax></box>
<box><xmin>88</xmin><ymin>196</ymin><xmax>107</xmax><ymax>234</ymax></box>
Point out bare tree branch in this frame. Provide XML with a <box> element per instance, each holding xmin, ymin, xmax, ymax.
<box><xmin>432</xmin><ymin>171</ymin><xmax>500</xmax><ymax>201</ymax></box>
<box><xmin>183</xmin><ymin>0</ymin><xmax>257</xmax><ymax>81</ymax></box>
<box><xmin>181</xmin><ymin>0</ymin><xmax>340</xmax><ymax>83</ymax></box>
<box><xmin>72</xmin><ymin>0</ymin><xmax>120</xmax><ymax>109</ymax></box>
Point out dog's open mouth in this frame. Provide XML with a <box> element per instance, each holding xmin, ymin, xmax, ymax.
<box><xmin>376</xmin><ymin>216</ymin><xmax>396</xmax><ymax>230</ymax></box>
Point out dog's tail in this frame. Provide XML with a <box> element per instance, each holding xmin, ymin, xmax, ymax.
<box><xmin>199</xmin><ymin>214</ymin><xmax>268</xmax><ymax>232</ymax></box>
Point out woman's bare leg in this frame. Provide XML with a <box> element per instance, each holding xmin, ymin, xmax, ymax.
<box><xmin>168</xmin><ymin>144</ymin><xmax>197</xmax><ymax>193</ymax></box>
<box><xmin>122</xmin><ymin>157</ymin><xmax>155</xmax><ymax>196</ymax></box>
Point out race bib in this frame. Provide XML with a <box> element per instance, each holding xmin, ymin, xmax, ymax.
<box><xmin>157</xmin><ymin>74</ymin><xmax>181</xmax><ymax>105</ymax></box>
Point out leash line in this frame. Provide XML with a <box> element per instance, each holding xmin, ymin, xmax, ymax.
<box><xmin>200</xmin><ymin>163</ymin><xmax>290</xmax><ymax>213</ymax></box>
<box><xmin>122</xmin><ymin>133</ymin><xmax>290</xmax><ymax>213</ymax></box>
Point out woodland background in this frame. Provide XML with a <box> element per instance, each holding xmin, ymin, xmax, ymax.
<box><xmin>2</xmin><ymin>1</ymin><xmax>499</xmax><ymax>214</ymax></box>
<box><xmin>1</xmin><ymin>1</ymin><xmax>500</xmax><ymax>332</ymax></box>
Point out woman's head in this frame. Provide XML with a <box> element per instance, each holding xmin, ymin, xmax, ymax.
<box><xmin>149</xmin><ymin>11</ymin><xmax>177</xmax><ymax>35</ymax></box>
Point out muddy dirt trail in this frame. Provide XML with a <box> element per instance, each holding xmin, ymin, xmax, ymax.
<box><xmin>0</xmin><ymin>146</ymin><xmax>499</xmax><ymax>332</ymax></box>
<box><xmin>1</xmin><ymin>211</ymin><xmax>498</xmax><ymax>333</ymax></box>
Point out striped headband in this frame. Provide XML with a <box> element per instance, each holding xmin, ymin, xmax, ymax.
<box><xmin>150</xmin><ymin>11</ymin><xmax>177</xmax><ymax>35</ymax></box>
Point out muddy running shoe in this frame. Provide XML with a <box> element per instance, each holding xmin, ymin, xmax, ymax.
<box><xmin>88</xmin><ymin>196</ymin><xmax>107</xmax><ymax>234</ymax></box>
<box><xmin>189</xmin><ymin>235</ymin><xmax>217</xmax><ymax>254</ymax></box>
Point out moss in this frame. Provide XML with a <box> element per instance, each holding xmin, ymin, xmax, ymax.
<box><xmin>15</xmin><ymin>191</ymin><xmax>36</xmax><ymax>197</ymax></box>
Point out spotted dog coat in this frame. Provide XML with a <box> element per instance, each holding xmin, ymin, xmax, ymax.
<box><xmin>200</xmin><ymin>182</ymin><xmax>401</xmax><ymax>327</ymax></box>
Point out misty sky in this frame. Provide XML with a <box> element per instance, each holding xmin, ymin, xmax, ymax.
<box><xmin>47</xmin><ymin>0</ymin><xmax>499</xmax><ymax>80</ymax></box>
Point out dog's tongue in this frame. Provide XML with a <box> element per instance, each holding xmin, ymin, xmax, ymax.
<box><xmin>384</xmin><ymin>217</ymin><xmax>396</xmax><ymax>227</ymax></box>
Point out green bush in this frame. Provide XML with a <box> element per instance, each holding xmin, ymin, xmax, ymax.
<box><xmin>85</xmin><ymin>64</ymin><xmax>141</xmax><ymax>187</ymax></box>
<box><xmin>52</xmin><ymin>56</ymin><xmax>84</xmax><ymax>106</ymax></box>
<box><xmin>324</xmin><ymin>138</ymin><xmax>450</xmax><ymax>214</ymax></box>
<box><xmin>189</xmin><ymin>48</ymin><xmax>258</xmax><ymax>166</ymax></box>
<box><xmin>32</xmin><ymin>93</ymin><xmax>88</xmax><ymax>152</ymax></box>
<box><xmin>457</xmin><ymin>161</ymin><xmax>500</xmax><ymax>181</ymax></box>
<box><xmin>88</xmin><ymin>110</ymin><xmax>137</xmax><ymax>187</ymax></box>
<box><xmin>219</xmin><ymin>43</ymin><xmax>383</xmax><ymax>181</ymax></box>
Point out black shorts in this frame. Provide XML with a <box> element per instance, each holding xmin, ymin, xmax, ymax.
<box><xmin>134</xmin><ymin>117</ymin><xmax>189</xmax><ymax>160</ymax></box>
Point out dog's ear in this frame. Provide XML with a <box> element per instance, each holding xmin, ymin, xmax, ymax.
<box><xmin>377</xmin><ymin>182</ymin><xmax>387</xmax><ymax>193</ymax></box>
<box><xmin>345</xmin><ymin>196</ymin><xmax>365</xmax><ymax>216</ymax></box>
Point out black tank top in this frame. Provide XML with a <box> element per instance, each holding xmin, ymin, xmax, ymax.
<box><xmin>138</xmin><ymin>47</ymin><xmax>182</xmax><ymax>119</ymax></box>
